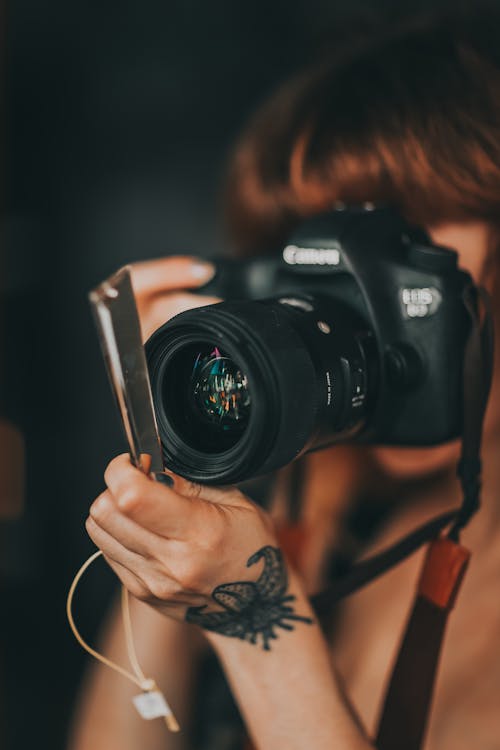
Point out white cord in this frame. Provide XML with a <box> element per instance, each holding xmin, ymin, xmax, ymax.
<box><xmin>66</xmin><ymin>549</ymin><xmax>180</xmax><ymax>732</ymax></box>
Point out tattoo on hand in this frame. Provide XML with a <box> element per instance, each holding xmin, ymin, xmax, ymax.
<box><xmin>185</xmin><ymin>546</ymin><xmax>313</xmax><ymax>650</ymax></box>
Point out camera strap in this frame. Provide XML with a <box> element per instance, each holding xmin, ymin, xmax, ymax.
<box><xmin>311</xmin><ymin>285</ymin><xmax>494</xmax><ymax>750</ymax></box>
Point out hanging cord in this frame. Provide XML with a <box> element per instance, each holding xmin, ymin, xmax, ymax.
<box><xmin>312</xmin><ymin>284</ymin><xmax>494</xmax><ymax>616</ymax></box>
<box><xmin>66</xmin><ymin>549</ymin><xmax>180</xmax><ymax>733</ymax></box>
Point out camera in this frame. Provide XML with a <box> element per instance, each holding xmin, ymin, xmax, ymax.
<box><xmin>145</xmin><ymin>206</ymin><xmax>472</xmax><ymax>485</ymax></box>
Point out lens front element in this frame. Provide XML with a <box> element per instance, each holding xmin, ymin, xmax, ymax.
<box><xmin>191</xmin><ymin>346</ymin><xmax>251</xmax><ymax>430</ymax></box>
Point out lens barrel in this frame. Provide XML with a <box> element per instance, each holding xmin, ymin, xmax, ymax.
<box><xmin>146</xmin><ymin>297</ymin><xmax>373</xmax><ymax>484</ymax></box>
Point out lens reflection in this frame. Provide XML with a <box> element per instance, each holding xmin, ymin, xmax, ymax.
<box><xmin>191</xmin><ymin>346</ymin><xmax>251</xmax><ymax>429</ymax></box>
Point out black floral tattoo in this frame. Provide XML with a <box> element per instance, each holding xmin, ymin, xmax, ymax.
<box><xmin>185</xmin><ymin>545</ymin><xmax>313</xmax><ymax>650</ymax></box>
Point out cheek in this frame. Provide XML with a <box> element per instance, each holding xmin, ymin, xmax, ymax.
<box><xmin>427</xmin><ymin>223</ymin><xmax>490</xmax><ymax>284</ymax></box>
<box><xmin>372</xmin><ymin>441</ymin><xmax>461</xmax><ymax>479</ymax></box>
<box><xmin>457</xmin><ymin>250</ymin><xmax>487</xmax><ymax>284</ymax></box>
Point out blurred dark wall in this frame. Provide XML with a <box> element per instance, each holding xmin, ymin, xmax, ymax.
<box><xmin>1</xmin><ymin>1</ymin><xmax>479</xmax><ymax>748</ymax></box>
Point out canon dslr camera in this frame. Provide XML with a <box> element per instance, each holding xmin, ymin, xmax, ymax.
<box><xmin>146</xmin><ymin>206</ymin><xmax>473</xmax><ymax>484</ymax></box>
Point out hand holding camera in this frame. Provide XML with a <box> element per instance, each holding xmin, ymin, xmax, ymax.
<box><xmin>86</xmin><ymin>453</ymin><xmax>287</xmax><ymax>633</ymax></box>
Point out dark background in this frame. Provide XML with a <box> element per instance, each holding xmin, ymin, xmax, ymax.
<box><xmin>0</xmin><ymin>1</ymin><xmax>490</xmax><ymax>748</ymax></box>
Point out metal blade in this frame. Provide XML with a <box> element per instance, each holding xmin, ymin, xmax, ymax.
<box><xmin>89</xmin><ymin>266</ymin><xmax>164</xmax><ymax>474</ymax></box>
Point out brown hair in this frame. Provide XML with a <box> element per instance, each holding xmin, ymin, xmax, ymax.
<box><xmin>224</xmin><ymin>18</ymin><xmax>500</xmax><ymax>257</ymax></box>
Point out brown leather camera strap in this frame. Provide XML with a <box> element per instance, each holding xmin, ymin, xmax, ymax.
<box><xmin>375</xmin><ymin>536</ymin><xmax>470</xmax><ymax>750</ymax></box>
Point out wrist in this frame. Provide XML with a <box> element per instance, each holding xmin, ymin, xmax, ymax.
<box><xmin>202</xmin><ymin>562</ymin><xmax>316</xmax><ymax>654</ymax></box>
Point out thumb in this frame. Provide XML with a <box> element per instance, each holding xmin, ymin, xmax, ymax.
<box><xmin>131</xmin><ymin>256</ymin><xmax>215</xmax><ymax>297</ymax></box>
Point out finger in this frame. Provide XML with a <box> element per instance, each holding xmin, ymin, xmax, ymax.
<box><xmin>104</xmin><ymin>556</ymin><xmax>204</xmax><ymax>610</ymax></box>
<box><xmin>139</xmin><ymin>291</ymin><xmax>221</xmax><ymax>341</ymax></box>
<box><xmin>103</xmin><ymin>455</ymin><xmax>247</xmax><ymax>537</ymax></box>
<box><xmin>105</xmin><ymin>455</ymin><xmax>245</xmax><ymax>510</ymax></box>
<box><xmin>104</xmin><ymin>454</ymin><xmax>195</xmax><ymax>536</ymax></box>
<box><xmin>86</xmin><ymin>515</ymin><xmax>148</xmax><ymax>572</ymax></box>
<box><xmin>130</xmin><ymin>256</ymin><xmax>215</xmax><ymax>297</ymax></box>
<box><xmin>102</xmin><ymin>554</ymin><xmax>151</xmax><ymax>601</ymax></box>
<box><xmin>89</xmin><ymin>490</ymin><xmax>173</xmax><ymax>561</ymax></box>
<box><xmin>139</xmin><ymin>453</ymin><xmax>152</xmax><ymax>474</ymax></box>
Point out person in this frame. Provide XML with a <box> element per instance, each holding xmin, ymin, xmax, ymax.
<box><xmin>68</xmin><ymin>13</ymin><xmax>500</xmax><ymax>750</ymax></box>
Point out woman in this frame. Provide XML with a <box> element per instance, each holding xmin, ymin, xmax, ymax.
<box><xmin>69</xmin><ymin>15</ymin><xmax>500</xmax><ymax>750</ymax></box>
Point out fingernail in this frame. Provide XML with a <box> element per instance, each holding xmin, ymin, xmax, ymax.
<box><xmin>190</xmin><ymin>260</ymin><xmax>215</xmax><ymax>281</ymax></box>
<box><xmin>154</xmin><ymin>472</ymin><xmax>175</xmax><ymax>487</ymax></box>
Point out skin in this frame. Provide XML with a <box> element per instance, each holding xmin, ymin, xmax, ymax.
<box><xmin>75</xmin><ymin>221</ymin><xmax>500</xmax><ymax>749</ymax></box>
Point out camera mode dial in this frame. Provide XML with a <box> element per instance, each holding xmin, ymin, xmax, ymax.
<box><xmin>406</xmin><ymin>243</ymin><xmax>457</xmax><ymax>273</ymax></box>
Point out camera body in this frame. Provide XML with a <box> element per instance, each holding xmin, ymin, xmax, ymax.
<box><xmin>146</xmin><ymin>207</ymin><xmax>472</xmax><ymax>484</ymax></box>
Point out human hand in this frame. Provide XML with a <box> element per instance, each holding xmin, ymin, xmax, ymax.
<box><xmin>86</xmin><ymin>455</ymin><xmax>313</xmax><ymax>649</ymax></box>
<box><xmin>129</xmin><ymin>256</ymin><xmax>219</xmax><ymax>341</ymax></box>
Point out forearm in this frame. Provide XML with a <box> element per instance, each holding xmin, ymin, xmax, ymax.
<box><xmin>206</xmin><ymin>572</ymin><xmax>373</xmax><ymax>750</ymax></box>
<box><xmin>68</xmin><ymin>595</ymin><xmax>202</xmax><ymax>750</ymax></box>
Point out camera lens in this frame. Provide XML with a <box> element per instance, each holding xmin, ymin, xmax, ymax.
<box><xmin>190</xmin><ymin>346</ymin><xmax>251</xmax><ymax>430</ymax></box>
<box><xmin>146</xmin><ymin>298</ymin><xmax>373</xmax><ymax>484</ymax></box>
